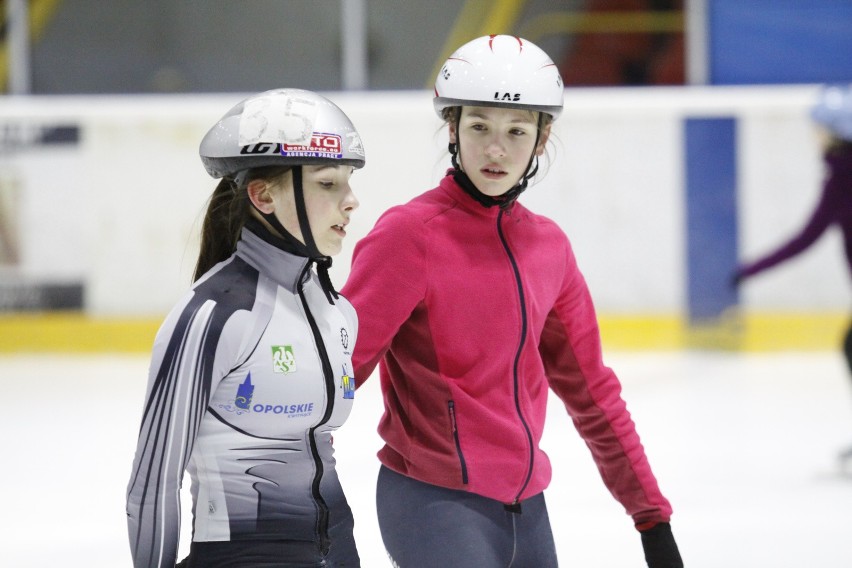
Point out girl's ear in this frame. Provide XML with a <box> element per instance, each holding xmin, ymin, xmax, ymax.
<box><xmin>246</xmin><ymin>179</ymin><xmax>274</xmax><ymax>213</ymax></box>
<box><xmin>535</xmin><ymin>123</ymin><xmax>552</xmax><ymax>157</ymax></box>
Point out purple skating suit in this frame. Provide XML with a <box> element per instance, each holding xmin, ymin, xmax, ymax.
<box><xmin>736</xmin><ymin>144</ymin><xmax>852</xmax><ymax>371</ymax></box>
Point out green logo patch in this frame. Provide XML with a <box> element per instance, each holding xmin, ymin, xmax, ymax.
<box><xmin>271</xmin><ymin>345</ymin><xmax>296</xmax><ymax>374</ymax></box>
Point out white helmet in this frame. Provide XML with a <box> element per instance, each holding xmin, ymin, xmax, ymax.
<box><xmin>200</xmin><ymin>88</ymin><xmax>366</xmax><ymax>180</ymax></box>
<box><xmin>433</xmin><ymin>35</ymin><xmax>564</xmax><ymax>120</ymax></box>
<box><xmin>811</xmin><ymin>83</ymin><xmax>852</xmax><ymax>141</ymax></box>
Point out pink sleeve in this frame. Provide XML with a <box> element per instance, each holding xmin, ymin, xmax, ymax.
<box><xmin>341</xmin><ymin>207</ymin><xmax>428</xmax><ymax>386</ymax></box>
<box><xmin>540</xmin><ymin>240</ymin><xmax>673</xmax><ymax>525</ymax></box>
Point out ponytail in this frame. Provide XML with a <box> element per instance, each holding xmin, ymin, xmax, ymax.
<box><xmin>192</xmin><ymin>166</ymin><xmax>293</xmax><ymax>282</ymax></box>
<box><xmin>193</xmin><ymin>178</ymin><xmax>248</xmax><ymax>282</ymax></box>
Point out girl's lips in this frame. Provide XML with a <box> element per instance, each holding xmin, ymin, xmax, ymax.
<box><xmin>480</xmin><ymin>167</ymin><xmax>507</xmax><ymax>180</ymax></box>
<box><xmin>332</xmin><ymin>224</ymin><xmax>347</xmax><ymax>237</ymax></box>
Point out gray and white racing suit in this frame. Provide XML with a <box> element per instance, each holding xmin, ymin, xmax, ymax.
<box><xmin>127</xmin><ymin>226</ymin><xmax>358</xmax><ymax>567</ymax></box>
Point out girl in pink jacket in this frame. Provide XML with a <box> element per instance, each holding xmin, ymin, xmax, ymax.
<box><xmin>342</xmin><ymin>35</ymin><xmax>682</xmax><ymax>567</ymax></box>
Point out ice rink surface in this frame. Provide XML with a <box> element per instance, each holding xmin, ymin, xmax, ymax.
<box><xmin>3</xmin><ymin>350</ymin><xmax>852</xmax><ymax>567</ymax></box>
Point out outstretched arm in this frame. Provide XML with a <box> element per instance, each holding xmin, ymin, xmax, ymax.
<box><xmin>735</xmin><ymin>173</ymin><xmax>838</xmax><ymax>283</ymax></box>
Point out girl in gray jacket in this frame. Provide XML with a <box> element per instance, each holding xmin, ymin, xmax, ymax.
<box><xmin>126</xmin><ymin>88</ymin><xmax>366</xmax><ymax>568</ymax></box>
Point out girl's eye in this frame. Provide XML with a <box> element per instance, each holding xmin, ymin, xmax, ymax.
<box><xmin>318</xmin><ymin>181</ymin><xmax>335</xmax><ymax>189</ymax></box>
<box><xmin>510</xmin><ymin>128</ymin><xmax>527</xmax><ymax>136</ymax></box>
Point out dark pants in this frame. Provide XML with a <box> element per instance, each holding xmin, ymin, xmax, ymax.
<box><xmin>376</xmin><ymin>465</ymin><xmax>559</xmax><ymax>567</ymax></box>
<box><xmin>175</xmin><ymin>506</ymin><xmax>360</xmax><ymax>567</ymax></box>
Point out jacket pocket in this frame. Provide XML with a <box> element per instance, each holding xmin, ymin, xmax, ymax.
<box><xmin>448</xmin><ymin>400</ymin><xmax>469</xmax><ymax>485</ymax></box>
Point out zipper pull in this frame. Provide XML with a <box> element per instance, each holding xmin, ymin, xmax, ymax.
<box><xmin>504</xmin><ymin>501</ymin><xmax>522</xmax><ymax>514</ymax></box>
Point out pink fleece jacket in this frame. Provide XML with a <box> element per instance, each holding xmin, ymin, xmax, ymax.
<box><xmin>341</xmin><ymin>173</ymin><xmax>672</xmax><ymax>525</ymax></box>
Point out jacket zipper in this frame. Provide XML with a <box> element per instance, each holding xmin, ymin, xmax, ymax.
<box><xmin>497</xmin><ymin>208</ymin><xmax>535</xmax><ymax>504</ymax></box>
<box><xmin>297</xmin><ymin>262</ymin><xmax>336</xmax><ymax>557</ymax></box>
<box><xmin>448</xmin><ymin>400</ymin><xmax>469</xmax><ymax>484</ymax></box>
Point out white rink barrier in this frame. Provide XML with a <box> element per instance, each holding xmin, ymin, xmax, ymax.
<box><xmin>0</xmin><ymin>85</ymin><xmax>845</xmax><ymax>317</ymax></box>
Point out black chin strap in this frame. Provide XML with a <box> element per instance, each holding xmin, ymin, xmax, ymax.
<box><xmin>450</xmin><ymin>113</ymin><xmax>543</xmax><ymax>209</ymax></box>
<box><xmin>289</xmin><ymin>167</ymin><xmax>338</xmax><ymax>304</ymax></box>
<box><xmin>248</xmin><ymin>166</ymin><xmax>339</xmax><ymax>304</ymax></box>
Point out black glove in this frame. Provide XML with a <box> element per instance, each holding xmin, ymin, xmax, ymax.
<box><xmin>640</xmin><ymin>522</ymin><xmax>683</xmax><ymax>568</ymax></box>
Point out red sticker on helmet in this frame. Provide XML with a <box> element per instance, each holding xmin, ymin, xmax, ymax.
<box><xmin>280</xmin><ymin>133</ymin><xmax>343</xmax><ymax>159</ymax></box>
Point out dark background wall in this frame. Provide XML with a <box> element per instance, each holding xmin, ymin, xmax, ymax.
<box><xmin>27</xmin><ymin>0</ymin><xmax>578</xmax><ymax>94</ymax></box>
<box><xmin>9</xmin><ymin>0</ymin><xmax>852</xmax><ymax>93</ymax></box>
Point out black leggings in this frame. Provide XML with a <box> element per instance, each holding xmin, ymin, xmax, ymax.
<box><xmin>175</xmin><ymin>507</ymin><xmax>360</xmax><ymax>567</ymax></box>
<box><xmin>376</xmin><ymin>466</ymin><xmax>559</xmax><ymax>568</ymax></box>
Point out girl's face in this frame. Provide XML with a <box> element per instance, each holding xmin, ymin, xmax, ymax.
<box><xmin>450</xmin><ymin>106</ymin><xmax>550</xmax><ymax>197</ymax></box>
<box><xmin>256</xmin><ymin>165</ymin><xmax>359</xmax><ymax>256</ymax></box>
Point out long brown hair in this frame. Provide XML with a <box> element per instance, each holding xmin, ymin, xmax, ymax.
<box><xmin>192</xmin><ymin>166</ymin><xmax>292</xmax><ymax>282</ymax></box>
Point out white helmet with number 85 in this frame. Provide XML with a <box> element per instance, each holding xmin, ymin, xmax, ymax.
<box><xmin>200</xmin><ymin>88</ymin><xmax>366</xmax><ymax>182</ymax></box>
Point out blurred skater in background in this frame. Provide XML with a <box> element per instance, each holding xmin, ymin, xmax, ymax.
<box><xmin>126</xmin><ymin>89</ymin><xmax>366</xmax><ymax>567</ymax></box>
<box><xmin>733</xmin><ymin>83</ymin><xmax>852</xmax><ymax>465</ymax></box>
<box><xmin>342</xmin><ymin>35</ymin><xmax>683</xmax><ymax>567</ymax></box>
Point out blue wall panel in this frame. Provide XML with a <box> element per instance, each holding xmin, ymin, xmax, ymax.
<box><xmin>710</xmin><ymin>1</ymin><xmax>852</xmax><ymax>84</ymax></box>
<box><xmin>685</xmin><ymin>118</ymin><xmax>740</xmax><ymax>322</ymax></box>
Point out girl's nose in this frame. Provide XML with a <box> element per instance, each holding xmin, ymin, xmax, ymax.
<box><xmin>485</xmin><ymin>137</ymin><xmax>506</xmax><ymax>158</ymax></box>
<box><xmin>343</xmin><ymin>186</ymin><xmax>359</xmax><ymax>211</ymax></box>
